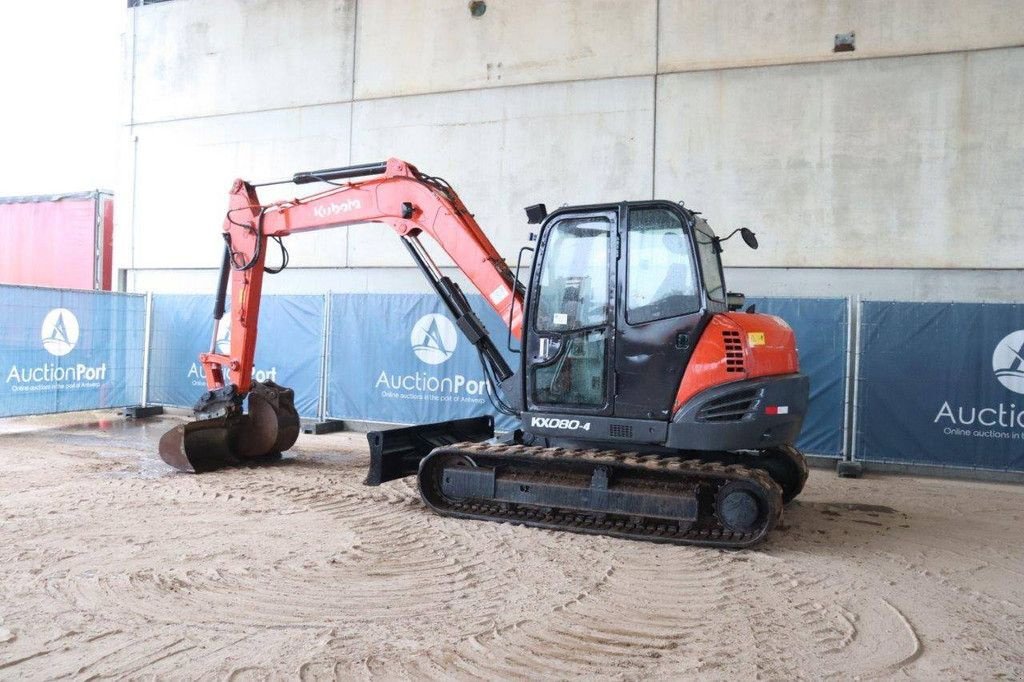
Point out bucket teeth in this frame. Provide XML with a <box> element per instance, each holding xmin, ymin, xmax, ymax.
<box><xmin>157</xmin><ymin>381</ymin><xmax>301</xmax><ymax>473</ymax></box>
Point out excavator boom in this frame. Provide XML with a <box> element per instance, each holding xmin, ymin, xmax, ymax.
<box><xmin>205</xmin><ymin>158</ymin><xmax>523</xmax><ymax>394</ymax></box>
<box><xmin>159</xmin><ymin>158</ymin><xmax>524</xmax><ymax>473</ymax></box>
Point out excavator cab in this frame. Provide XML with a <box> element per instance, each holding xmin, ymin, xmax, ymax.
<box><xmin>371</xmin><ymin>199</ymin><xmax>807</xmax><ymax>498</ymax></box>
<box><xmin>523</xmin><ymin>202</ymin><xmax>715</xmax><ymax>426</ymax></box>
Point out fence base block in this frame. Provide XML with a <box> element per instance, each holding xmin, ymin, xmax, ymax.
<box><xmin>122</xmin><ymin>405</ymin><xmax>165</xmax><ymax>419</ymax></box>
<box><xmin>301</xmin><ymin>419</ymin><xmax>346</xmax><ymax>435</ymax></box>
<box><xmin>836</xmin><ymin>460</ymin><xmax>864</xmax><ymax>479</ymax></box>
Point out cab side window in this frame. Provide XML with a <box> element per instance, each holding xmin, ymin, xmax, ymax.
<box><xmin>626</xmin><ymin>208</ymin><xmax>699</xmax><ymax>324</ymax></box>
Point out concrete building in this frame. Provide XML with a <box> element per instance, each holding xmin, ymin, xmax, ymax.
<box><xmin>118</xmin><ymin>0</ymin><xmax>1024</xmax><ymax>301</ymax></box>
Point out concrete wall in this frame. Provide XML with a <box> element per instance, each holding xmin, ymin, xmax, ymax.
<box><xmin>120</xmin><ymin>0</ymin><xmax>1024</xmax><ymax>301</ymax></box>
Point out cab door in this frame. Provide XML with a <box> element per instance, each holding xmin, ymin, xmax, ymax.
<box><xmin>613</xmin><ymin>203</ymin><xmax>709</xmax><ymax>420</ymax></box>
<box><xmin>524</xmin><ymin>209</ymin><xmax>616</xmax><ymax>416</ymax></box>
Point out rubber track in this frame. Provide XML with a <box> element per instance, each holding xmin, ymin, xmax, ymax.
<box><xmin>418</xmin><ymin>442</ymin><xmax>784</xmax><ymax>549</ymax></box>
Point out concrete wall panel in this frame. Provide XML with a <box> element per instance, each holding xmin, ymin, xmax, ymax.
<box><xmin>354</xmin><ymin>0</ymin><xmax>656</xmax><ymax>99</ymax></box>
<box><xmin>659</xmin><ymin>0</ymin><xmax>1024</xmax><ymax>72</ymax></box>
<box><xmin>655</xmin><ymin>48</ymin><xmax>1024</xmax><ymax>269</ymax></box>
<box><xmin>131</xmin><ymin>0</ymin><xmax>355</xmax><ymax>123</ymax></box>
<box><xmin>129</xmin><ymin>104</ymin><xmax>352</xmax><ymax>270</ymax></box>
<box><xmin>348</xmin><ymin>76</ymin><xmax>655</xmax><ymax>267</ymax></box>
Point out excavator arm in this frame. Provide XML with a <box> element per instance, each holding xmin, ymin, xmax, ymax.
<box><xmin>159</xmin><ymin>158</ymin><xmax>524</xmax><ymax>473</ymax></box>
<box><xmin>205</xmin><ymin>157</ymin><xmax>524</xmax><ymax>395</ymax></box>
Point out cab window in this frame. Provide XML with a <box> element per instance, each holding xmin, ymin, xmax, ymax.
<box><xmin>534</xmin><ymin>217</ymin><xmax>611</xmax><ymax>332</ymax></box>
<box><xmin>694</xmin><ymin>223</ymin><xmax>726</xmax><ymax>303</ymax></box>
<box><xmin>626</xmin><ymin>208</ymin><xmax>699</xmax><ymax>324</ymax></box>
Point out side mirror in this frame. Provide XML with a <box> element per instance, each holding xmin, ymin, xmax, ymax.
<box><xmin>741</xmin><ymin>227</ymin><xmax>759</xmax><ymax>250</ymax></box>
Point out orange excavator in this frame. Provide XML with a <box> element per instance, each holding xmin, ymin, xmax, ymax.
<box><xmin>158</xmin><ymin>158</ymin><xmax>809</xmax><ymax>548</ymax></box>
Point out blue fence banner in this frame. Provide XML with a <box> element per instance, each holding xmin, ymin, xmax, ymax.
<box><xmin>0</xmin><ymin>285</ymin><xmax>145</xmax><ymax>417</ymax></box>
<box><xmin>326</xmin><ymin>293</ymin><xmax>519</xmax><ymax>430</ymax></box>
<box><xmin>855</xmin><ymin>301</ymin><xmax>1024</xmax><ymax>471</ymax></box>
<box><xmin>750</xmin><ymin>297</ymin><xmax>849</xmax><ymax>458</ymax></box>
<box><xmin>147</xmin><ymin>294</ymin><xmax>325</xmax><ymax>418</ymax></box>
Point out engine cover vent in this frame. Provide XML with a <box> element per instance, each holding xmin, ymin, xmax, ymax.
<box><xmin>722</xmin><ymin>330</ymin><xmax>744</xmax><ymax>373</ymax></box>
<box><xmin>697</xmin><ymin>387</ymin><xmax>761</xmax><ymax>422</ymax></box>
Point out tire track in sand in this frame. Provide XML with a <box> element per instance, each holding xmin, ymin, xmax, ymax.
<box><xmin>29</xmin><ymin>467</ymin><xmax>614</xmax><ymax>668</ymax></box>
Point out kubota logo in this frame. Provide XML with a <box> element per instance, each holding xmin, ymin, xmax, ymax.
<box><xmin>41</xmin><ymin>308</ymin><xmax>79</xmax><ymax>357</ymax></box>
<box><xmin>993</xmin><ymin>330</ymin><xmax>1024</xmax><ymax>395</ymax></box>
<box><xmin>312</xmin><ymin>199</ymin><xmax>361</xmax><ymax>219</ymax></box>
<box><xmin>411</xmin><ymin>314</ymin><xmax>457</xmax><ymax>365</ymax></box>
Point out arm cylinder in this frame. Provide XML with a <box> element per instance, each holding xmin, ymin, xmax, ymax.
<box><xmin>213</xmin><ymin>243</ymin><xmax>231</xmax><ymax>320</ymax></box>
<box><xmin>292</xmin><ymin>161</ymin><xmax>388</xmax><ymax>185</ymax></box>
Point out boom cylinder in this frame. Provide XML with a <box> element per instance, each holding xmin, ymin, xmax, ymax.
<box><xmin>292</xmin><ymin>161</ymin><xmax>388</xmax><ymax>185</ymax></box>
<box><xmin>210</xmin><ymin>243</ymin><xmax>231</xmax><ymax>353</ymax></box>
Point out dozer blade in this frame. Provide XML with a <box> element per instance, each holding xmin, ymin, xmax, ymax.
<box><xmin>157</xmin><ymin>381</ymin><xmax>300</xmax><ymax>474</ymax></box>
<box><xmin>365</xmin><ymin>416</ymin><xmax>494</xmax><ymax>486</ymax></box>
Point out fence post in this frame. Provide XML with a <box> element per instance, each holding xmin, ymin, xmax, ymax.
<box><xmin>841</xmin><ymin>296</ymin><xmax>854</xmax><ymax>460</ymax></box>
<box><xmin>838</xmin><ymin>297</ymin><xmax>865</xmax><ymax>477</ymax></box>
<box><xmin>141</xmin><ymin>291</ymin><xmax>153</xmax><ymax>407</ymax></box>
<box><xmin>318</xmin><ymin>292</ymin><xmax>332</xmax><ymax>421</ymax></box>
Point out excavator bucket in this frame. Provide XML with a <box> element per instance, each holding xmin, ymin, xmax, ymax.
<box><xmin>365</xmin><ymin>415</ymin><xmax>494</xmax><ymax>485</ymax></box>
<box><xmin>158</xmin><ymin>381</ymin><xmax>300</xmax><ymax>473</ymax></box>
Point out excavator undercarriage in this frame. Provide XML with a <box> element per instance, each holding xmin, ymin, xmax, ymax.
<box><xmin>365</xmin><ymin>417</ymin><xmax>806</xmax><ymax>549</ymax></box>
<box><xmin>419</xmin><ymin>443</ymin><xmax>784</xmax><ymax>549</ymax></box>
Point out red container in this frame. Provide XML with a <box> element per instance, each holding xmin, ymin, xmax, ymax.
<box><xmin>0</xmin><ymin>191</ymin><xmax>114</xmax><ymax>290</ymax></box>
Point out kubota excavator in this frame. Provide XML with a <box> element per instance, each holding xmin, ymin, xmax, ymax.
<box><xmin>158</xmin><ymin>158</ymin><xmax>809</xmax><ymax>548</ymax></box>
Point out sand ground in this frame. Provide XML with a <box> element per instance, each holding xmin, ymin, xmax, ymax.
<box><xmin>0</xmin><ymin>411</ymin><xmax>1022</xmax><ymax>680</ymax></box>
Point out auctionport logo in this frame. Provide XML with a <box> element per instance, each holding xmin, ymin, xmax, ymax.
<box><xmin>993</xmin><ymin>330</ymin><xmax>1024</xmax><ymax>395</ymax></box>
<box><xmin>411</xmin><ymin>314</ymin><xmax>457</xmax><ymax>365</ymax></box>
<box><xmin>934</xmin><ymin>330</ymin><xmax>1024</xmax><ymax>437</ymax></box>
<box><xmin>215</xmin><ymin>323</ymin><xmax>231</xmax><ymax>355</ymax></box>
<box><xmin>6</xmin><ymin>308</ymin><xmax>107</xmax><ymax>389</ymax></box>
<box><xmin>374</xmin><ymin>313</ymin><xmax>485</xmax><ymax>401</ymax></box>
<box><xmin>41</xmin><ymin>308</ymin><xmax>79</xmax><ymax>357</ymax></box>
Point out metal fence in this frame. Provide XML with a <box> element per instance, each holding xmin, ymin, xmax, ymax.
<box><xmin>0</xmin><ymin>285</ymin><xmax>145</xmax><ymax>417</ymax></box>
<box><xmin>852</xmin><ymin>301</ymin><xmax>1024</xmax><ymax>473</ymax></box>
<box><xmin>3</xmin><ymin>285</ymin><xmax>1023</xmax><ymax>476</ymax></box>
<box><xmin>146</xmin><ymin>294</ymin><xmax>326</xmax><ymax>419</ymax></box>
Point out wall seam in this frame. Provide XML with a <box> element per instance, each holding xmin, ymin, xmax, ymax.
<box><xmin>656</xmin><ymin>42</ymin><xmax>1024</xmax><ymax>76</ymax></box>
<box><xmin>129</xmin><ymin>6</ymin><xmax>138</xmax><ymax>276</ymax></box>
<box><xmin>346</xmin><ymin>0</ymin><xmax>359</xmax><ymax>269</ymax></box>
<box><xmin>650</xmin><ymin>0</ymin><xmax>659</xmax><ymax>200</ymax></box>
<box><xmin>123</xmin><ymin>43</ymin><xmax>1024</xmax><ymax>128</ymax></box>
<box><xmin>349</xmin><ymin>0</ymin><xmax>358</xmax><ymax>164</ymax></box>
